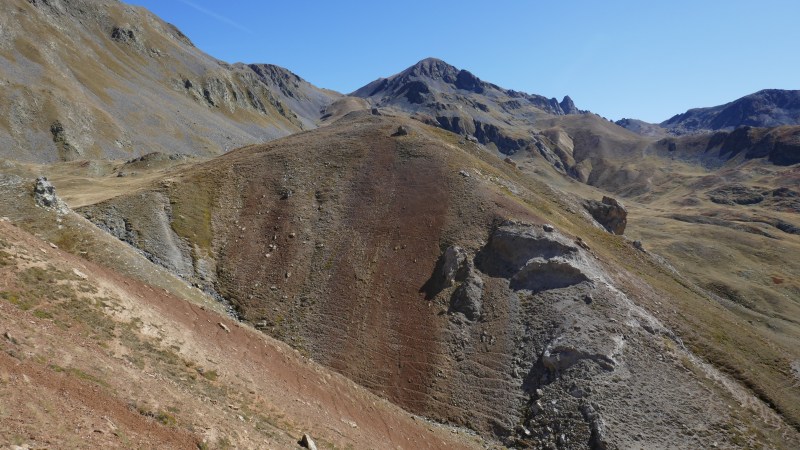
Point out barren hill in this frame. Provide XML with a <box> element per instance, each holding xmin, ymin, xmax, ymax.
<box><xmin>68</xmin><ymin>113</ymin><xmax>800</xmax><ymax>448</ymax></box>
<box><xmin>0</xmin><ymin>0</ymin><xmax>340</xmax><ymax>163</ymax></box>
<box><xmin>0</xmin><ymin>168</ymin><xmax>484</xmax><ymax>449</ymax></box>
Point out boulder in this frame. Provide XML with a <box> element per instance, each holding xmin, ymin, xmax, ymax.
<box><xmin>440</xmin><ymin>246</ymin><xmax>468</xmax><ymax>287</ymax></box>
<box><xmin>392</xmin><ymin>126</ymin><xmax>409</xmax><ymax>136</ymax></box>
<box><xmin>33</xmin><ymin>177</ymin><xmax>69</xmax><ymax>214</ymax></box>
<box><xmin>450</xmin><ymin>269</ymin><xmax>483</xmax><ymax>320</ymax></box>
<box><xmin>583</xmin><ymin>196</ymin><xmax>627</xmax><ymax>235</ymax></box>
<box><xmin>298</xmin><ymin>434</ymin><xmax>317</xmax><ymax>450</ymax></box>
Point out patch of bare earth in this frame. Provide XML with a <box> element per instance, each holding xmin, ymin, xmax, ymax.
<box><xmin>0</xmin><ymin>220</ymin><xmax>485</xmax><ymax>449</ymax></box>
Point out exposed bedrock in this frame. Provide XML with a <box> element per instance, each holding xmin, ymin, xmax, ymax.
<box><xmin>424</xmin><ymin>221</ymin><xmax>743</xmax><ymax>448</ymax></box>
<box><xmin>582</xmin><ymin>196</ymin><xmax>627</xmax><ymax>235</ymax></box>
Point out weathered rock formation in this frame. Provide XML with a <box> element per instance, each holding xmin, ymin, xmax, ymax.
<box><xmin>33</xmin><ymin>177</ymin><xmax>69</xmax><ymax>215</ymax></box>
<box><xmin>583</xmin><ymin>196</ymin><xmax>627</xmax><ymax>235</ymax></box>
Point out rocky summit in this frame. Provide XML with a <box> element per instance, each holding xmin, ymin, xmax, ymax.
<box><xmin>0</xmin><ymin>1</ymin><xmax>799</xmax><ymax>449</ymax></box>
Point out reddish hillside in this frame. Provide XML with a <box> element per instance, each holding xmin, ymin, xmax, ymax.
<box><xmin>0</xmin><ymin>219</ymin><xmax>484</xmax><ymax>449</ymax></box>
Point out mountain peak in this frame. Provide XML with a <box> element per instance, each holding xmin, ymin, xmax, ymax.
<box><xmin>402</xmin><ymin>57</ymin><xmax>460</xmax><ymax>82</ymax></box>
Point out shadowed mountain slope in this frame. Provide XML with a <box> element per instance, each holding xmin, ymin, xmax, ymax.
<box><xmin>0</xmin><ymin>0</ymin><xmax>340</xmax><ymax>162</ymax></box>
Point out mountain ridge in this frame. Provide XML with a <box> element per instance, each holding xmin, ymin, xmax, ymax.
<box><xmin>0</xmin><ymin>0</ymin><xmax>340</xmax><ymax>162</ymax></box>
<box><xmin>618</xmin><ymin>89</ymin><xmax>800</xmax><ymax>136</ymax></box>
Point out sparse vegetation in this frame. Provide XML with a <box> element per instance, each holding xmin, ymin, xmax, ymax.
<box><xmin>49</xmin><ymin>364</ymin><xmax>109</xmax><ymax>388</ymax></box>
<box><xmin>198</xmin><ymin>368</ymin><xmax>219</xmax><ymax>381</ymax></box>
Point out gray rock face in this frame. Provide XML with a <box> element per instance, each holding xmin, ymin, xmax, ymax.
<box><xmin>440</xmin><ymin>245</ymin><xmax>468</xmax><ymax>287</ymax></box>
<box><xmin>559</xmin><ymin>95</ymin><xmax>580</xmax><ymax>115</ymax></box>
<box><xmin>583</xmin><ymin>196</ymin><xmax>627</xmax><ymax>235</ymax></box>
<box><xmin>422</xmin><ymin>221</ymin><xmax>748</xmax><ymax>448</ymax></box>
<box><xmin>450</xmin><ymin>268</ymin><xmax>483</xmax><ymax>320</ymax></box>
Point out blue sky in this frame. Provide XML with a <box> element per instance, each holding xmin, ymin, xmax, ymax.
<box><xmin>128</xmin><ymin>0</ymin><xmax>800</xmax><ymax>123</ymax></box>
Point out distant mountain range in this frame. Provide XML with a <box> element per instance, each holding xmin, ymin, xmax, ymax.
<box><xmin>1</xmin><ymin>0</ymin><xmax>797</xmax><ymax>174</ymax></box>
<box><xmin>617</xmin><ymin>89</ymin><xmax>800</xmax><ymax>135</ymax></box>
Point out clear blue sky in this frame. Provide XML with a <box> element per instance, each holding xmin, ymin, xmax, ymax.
<box><xmin>128</xmin><ymin>0</ymin><xmax>800</xmax><ymax>123</ymax></box>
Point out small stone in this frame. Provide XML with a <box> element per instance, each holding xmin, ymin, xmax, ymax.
<box><xmin>218</xmin><ymin>323</ymin><xmax>230</xmax><ymax>333</ymax></box>
<box><xmin>543</xmin><ymin>224</ymin><xmax>554</xmax><ymax>232</ymax></box>
<box><xmin>633</xmin><ymin>240</ymin><xmax>645</xmax><ymax>252</ymax></box>
<box><xmin>3</xmin><ymin>331</ymin><xmax>16</xmax><ymax>344</ymax></box>
<box><xmin>459</xmin><ymin>170</ymin><xmax>471</xmax><ymax>178</ymax></box>
<box><xmin>288</xmin><ymin>232</ymin><xmax>296</xmax><ymax>238</ymax></box>
<box><xmin>72</xmin><ymin>268</ymin><xmax>88</xmax><ymax>280</ymax></box>
<box><xmin>392</xmin><ymin>126</ymin><xmax>408</xmax><ymax>137</ymax></box>
<box><xmin>298</xmin><ymin>433</ymin><xmax>317</xmax><ymax>450</ymax></box>
<box><xmin>49</xmin><ymin>242</ymin><xmax>58</xmax><ymax>249</ymax></box>
<box><xmin>584</xmin><ymin>294</ymin><xmax>593</xmax><ymax>304</ymax></box>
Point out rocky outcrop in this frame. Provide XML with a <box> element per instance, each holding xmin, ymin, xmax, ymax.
<box><xmin>450</xmin><ymin>267</ymin><xmax>484</xmax><ymax>320</ymax></box>
<box><xmin>708</xmin><ymin>184</ymin><xmax>766</xmax><ymax>205</ymax></box>
<box><xmin>615</xmin><ymin>118</ymin><xmax>667</xmax><ymax>137</ymax></box>
<box><xmin>391</xmin><ymin>125</ymin><xmax>409</xmax><ymax>136</ymax></box>
<box><xmin>559</xmin><ymin>95</ymin><xmax>580</xmax><ymax>115</ymax></box>
<box><xmin>420</xmin><ymin>220</ymin><xmax>743</xmax><ymax>448</ymax></box>
<box><xmin>583</xmin><ymin>196</ymin><xmax>627</xmax><ymax>235</ymax></box>
<box><xmin>651</xmin><ymin>124</ymin><xmax>800</xmax><ymax>167</ymax></box>
<box><xmin>33</xmin><ymin>177</ymin><xmax>69</xmax><ymax>215</ymax></box>
<box><xmin>298</xmin><ymin>434</ymin><xmax>317</xmax><ymax>450</ymax></box>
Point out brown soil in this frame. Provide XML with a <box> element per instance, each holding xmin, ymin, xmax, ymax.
<box><xmin>0</xmin><ymin>220</ymin><xmax>485</xmax><ymax>449</ymax></box>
